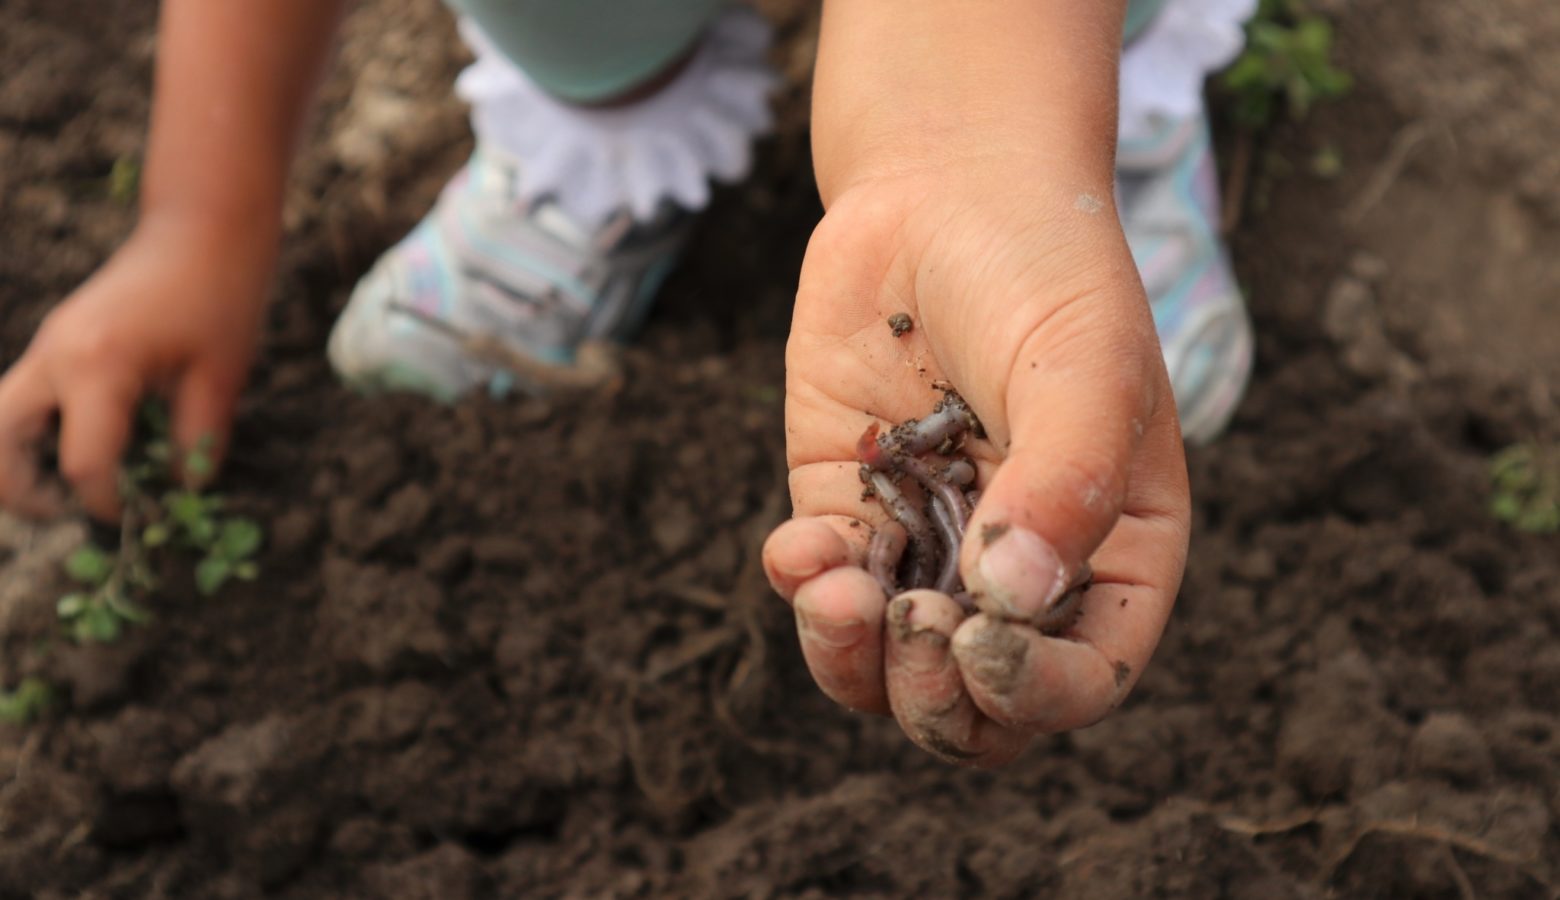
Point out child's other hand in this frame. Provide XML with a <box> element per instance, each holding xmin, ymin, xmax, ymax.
<box><xmin>763</xmin><ymin>171</ymin><xmax>1190</xmax><ymax>766</ymax></box>
<box><xmin>0</xmin><ymin>217</ymin><xmax>270</xmax><ymax>521</ymax></box>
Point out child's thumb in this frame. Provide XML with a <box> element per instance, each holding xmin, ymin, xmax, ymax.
<box><xmin>958</xmin><ymin>324</ymin><xmax>1161</xmax><ymax>624</ymax></box>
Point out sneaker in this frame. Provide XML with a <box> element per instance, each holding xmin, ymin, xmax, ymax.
<box><xmin>1116</xmin><ymin>0</ymin><xmax>1256</xmax><ymax>444</ymax></box>
<box><xmin>1118</xmin><ymin>115</ymin><xmax>1254</xmax><ymax>446</ymax></box>
<box><xmin>329</xmin><ymin>6</ymin><xmax>774</xmax><ymax>402</ymax></box>
<box><xmin>327</xmin><ymin>143</ymin><xmax>691</xmax><ymax>401</ymax></box>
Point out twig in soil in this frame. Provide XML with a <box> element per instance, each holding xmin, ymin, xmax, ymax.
<box><xmin>1342</xmin><ymin>120</ymin><xmax>1453</xmax><ymax>225</ymax></box>
<box><xmin>1221</xmin><ymin>129</ymin><xmax>1255</xmax><ymax>235</ymax></box>
<box><xmin>1440</xmin><ymin>844</ymin><xmax>1478</xmax><ymax>900</ymax></box>
<box><xmin>386</xmin><ymin>301</ymin><xmax>622</xmax><ymax>393</ymax></box>
<box><xmin>859</xmin><ymin>390</ymin><xmax>1090</xmax><ymax>625</ymax></box>
<box><xmin>1218</xmin><ymin>806</ymin><xmax>1555</xmax><ymax>896</ymax></box>
<box><xmin>1320</xmin><ymin>817</ymin><xmax>1542</xmax><ymax>881</ymax></box>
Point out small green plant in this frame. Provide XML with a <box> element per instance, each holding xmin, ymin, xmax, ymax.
<box><xmin>1222</xmin><ymin>0</ymin><xmax>1353</xmax><ymax>128</ymax></box>
<box><xmin>0</xmin><ymin>677</ymin><xmax>54</xmax><ymax>725</ymax></box>
<box><xmin>108</xmin><ymin>156</ymin><xmax>141</xmax><ymax>206</ymax></box>
<box><xmin>58</xmin><ymin>407</ymin><xmax>262</xmax><ymax>643</ymax></box>
<box><xmin>57</xmin><ymin>542</ymin><xmax>153</xmax><ymax>643</ymax></box>
<box><xmin>1489</xmin><ymin>442</ymin><xmax>1560</xmax><ymax>535</ymax></box>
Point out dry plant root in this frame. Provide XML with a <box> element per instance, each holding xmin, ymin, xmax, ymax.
<box><xmin>858</xmin><ymin>390</ymin><xmax>1091</xmax><ymax>633</ymax></box>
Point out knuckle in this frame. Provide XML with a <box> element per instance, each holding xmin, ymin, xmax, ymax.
<box><xmin>1054</xmin><ymin>450</ymin><xmax>1126</xmax><ymax>518</ymax></box>
<box><xmin>59</xmin><ymin>453</ymin><xmax>112</xmax><ymax>489</ymax></box>
<box><xmin>39</xmin><ymin>313</ymin><xmax>122</xmax><ymax>372</ymax></box>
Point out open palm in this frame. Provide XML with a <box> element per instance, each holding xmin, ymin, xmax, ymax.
<box><xmin>763</xmin><ymin>174</ymin><xmax>1191</xmax><ymax>766</ymax></box>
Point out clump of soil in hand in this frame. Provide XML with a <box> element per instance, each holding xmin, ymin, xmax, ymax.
<box><xmin>857</xmin><ymin>390</ymin><xmax>1089</xmax><ymax>631</ymax></box>
<box><xmin>887</xmin><ymin>312</ymin><xmax>914</xmax><ymax>338</ymax></box>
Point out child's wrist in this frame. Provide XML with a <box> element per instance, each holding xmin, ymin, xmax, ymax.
<box><xmin>810</xmin><ymin>0</ymin><xmax>1125</xmax><ymax>204</ymax></box>
<box><xmin>134</xmin><ymin>206</ymin><xmax>280</xmax><ymax>267</ymax></box>
<box><xmin>126</xmin><ymin>208</ymin><xmax>281</xmax><ymax>312</ymax></box>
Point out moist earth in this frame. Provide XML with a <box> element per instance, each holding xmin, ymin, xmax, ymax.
<box><xmin>2</xmin><ymin>0</ymin><xmax>1559</xmax><ymax>897</ymax></box>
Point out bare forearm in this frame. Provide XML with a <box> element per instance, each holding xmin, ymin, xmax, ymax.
<box><xmin>811</xmin><ymin>0</ymin><xmax>1127</xmax><ymax>204</ymax></box>
<box><xmin>140</xmin><ymin>0</ymin><xmax>347</xmax><ymax>246</ymax></box>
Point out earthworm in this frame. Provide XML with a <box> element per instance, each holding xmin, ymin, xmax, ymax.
<box><xmin>868</xmin><ymin>471</ymin><xmax>936</xmax><ymax>589</ymax></box>
<box><xmin>860</xmin><ymin>390</ymin><xmax>981</xmax><ymax>598</ymax></box>
<box><xmin>858</xmin><ymin>390</ymin><xmax>1097</xmax><ymax>633</ymax></box>
<box><xmin>924</xmin><ymin>491</ymin><xmax>963</xmax><ymax>594</ymax></box>
<box><xmin>1029</xmin><ymin>563</ymin><xmax>1095</xmax><ymax>633</ymax></box>
<box><xmin>943</xmin><ymin>459</ymin><xmax>976</xmax><ymax>488</ymax></box>
<box><xmin>868</xmin><ymin>521</ymin><xmax>908</xmax><ymax>597</ymax></box>
<box><xmin>899</xmin><ymin>455</ymin><xmax>971</xmax><ymax>537</ymax></box>
<box><xmin>860</xmin><ymin>393</ymin><xmax>980</xmax><ymax>468</ymax></box>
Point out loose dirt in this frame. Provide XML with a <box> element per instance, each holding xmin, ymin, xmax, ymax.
<box><xmin>2</xmin><ymin>0</ymin><xmax>1557</xmax><ymax>896</ymax></box>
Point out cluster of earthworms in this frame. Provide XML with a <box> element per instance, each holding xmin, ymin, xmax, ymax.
<box><xmin>859</xmin><ymin>390</ymin><xmax>1091</xmax><ymax>629</ymax></box>
<box><xmin>858</xmin><ymin>390</ymin><xmax>984</xmax><ymax>607</ymax></box>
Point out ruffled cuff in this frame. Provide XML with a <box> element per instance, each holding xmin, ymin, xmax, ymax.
<box><xmin>1118</xmin><ymin>0</ymin><xmax>1256</xmax><ymax>152</ymax></box>
<box><xmin>455</xmin><ymin>7</ymin><xmax>777</xmax><ymax>227</ymax></box>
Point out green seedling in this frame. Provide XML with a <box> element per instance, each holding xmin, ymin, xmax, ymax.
<box><xmin>57</xmin><ymin>407</ymin><xmax>263</xmax><ymax>643</ymax></box>
<box><xmin>1489</xmin><ymin>442</ymin><xmax>1560</xmax><ymax>535</ymax></box>
<box><xmin>0</xmin><ymin>677</ymin><xmax>54</xmax><ymax>725</ymax></box>
<box><xmin>1222</xmin><ymin>0</ymin><xmax>1352</xmax><ymax>129</ymax></box>
<box><xmin>57</xmin><ymin>542</ymin><xmax>153</xmax><ymax>644</ymax></box>
<box><xmin>108</xmin><ymin>156</ymin><xmax>140</xmax><ymax>206</ymax></box>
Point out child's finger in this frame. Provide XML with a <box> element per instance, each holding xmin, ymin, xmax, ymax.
<box><xmin>172</xmin><ymin>366</ymin><xmax>241</xmax><ymax>486</ymax></box>
<box><xmin>0</xmin><ymin>363</ymin><xmax>64</xmax><ymax>519</ymax></box>
<box><xmin>792</xmin><ymin>566</ymin><xmax>890</xmax><ymax>715</ymax></box>
<box><xmin>58</xmin><ymin>377</ymin><xmax>141</xmax><ymax>522</ymax></box>
<box><xmin>884</xmin><ymin>590</ymin><xmax>1028</xmax><ymax>767</ymax></box>
<box><xmin>763</xmin><ymin>514</ymin><xmax>871</xmax><ymax>603</ymax></box>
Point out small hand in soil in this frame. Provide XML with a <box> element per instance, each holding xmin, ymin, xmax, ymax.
<box><xmin>762</xmin><ymin>177</ymin><xmax>1191</xmax><ymax>768</ymax></box>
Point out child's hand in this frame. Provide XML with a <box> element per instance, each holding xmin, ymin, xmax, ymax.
<box><xmin>0</xmin><ymin>219</ymin><xmax>270</xmax><ymax>521</ymax></box>
<box><xmin>763</xmin><ymin>169</ymin><xmax>1190</xmax><ymax>766</ymax></box>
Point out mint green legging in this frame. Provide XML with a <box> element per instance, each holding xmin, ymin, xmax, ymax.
<box><xmin>447</xmin><ymin>0</ymin><xmax>1169</xmax><ymax>104</ymax></box>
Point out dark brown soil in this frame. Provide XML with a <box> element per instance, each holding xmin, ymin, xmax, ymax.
<box><xmin>3</xmin><ymin>1</ymin><xmax>1558</xmax><ymax>897</ymax></box>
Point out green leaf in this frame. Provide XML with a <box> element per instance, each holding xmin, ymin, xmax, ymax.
<box><xmin>106</xmin><ymin>593</ymin><xmax>152</xmax><ymax>624</ymax></box>
<box><xmin>78</xmin><ymin>606</ymin><xmax>124</xmax><ymax>643</ymax></box>
<box><xmin>0</xmin><ymin>678</ymin><xmax>53</xmax><ymax>725</ymax></box>
<box><xmin>56</xmin><ymin>589</ymin><xmax>89</xmax><ymax>617</ymax></box>
<box><xmin>235</xmin><ymin>561</ymin><xmax>260</xmax><ymax>581</ymax></box>
<box><xmin>195</xmin><ymin>556</ymin><xmax>232</xmax><ymax>596</ymax></box>
<box><xmin>217</xmin><ymin>518</ymin><xmax>263</xmax><ymax>561</ymax></box>
<box><xmin>65</xmin><ymin>546</ymin><xmax>114</xmax><ymax>586</ymax></box>
<box><xmin>108</xmin><ymin>156</ymin><xmax>140</xmax><ymax>206</ymax></box>
<box><xmin>188</xmin><ymin>516</ymin><xmax>218</xmax><ymax>548</ymax></box>
<box><xmin>56</xmin><ymin>593</ymin><xmax>89</xmax><ymax>619</ymax></box>
<box><xmin>168</xmin><ymin>491</ymin><xmax>206</xmax><ymax>527</ymax></box>
<box><xmin>1311</xmin><ymin>144</ymin><xmax>1343</xmax><ymax>178</ymax></box>
<box><xmin>142</xmin><ymin>523</ymin><xmax>171</xmax><ymax>548</ymax></box>
<box><xmin>1517</xmin><ymin>504</ymin><xmax>1560</xmax><ymax>535</ymax></box>
<box><xmin>1491</xmin><ymin>492</ymin><xmax>1523</xmax><ymax>523</ymax></box>
<box><xmin>185</xmin><ymin>450</ymin><xmax>213</xmax><ymax>481</ymax></box>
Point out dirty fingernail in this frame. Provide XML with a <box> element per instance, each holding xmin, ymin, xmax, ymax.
<box><xmin>888</xmin><ymin>594</ymin><xmax>950</xmax><ymax>673</ymax></box>
<box><xmin>796</xmin><ymin>609</ymin><xmax>863</xmax><ymax>649</ymax></box>
<box><xmin>974</xmin><ymin>526</ymin><xmax>1066</xmax><ymax>621</ymax></box>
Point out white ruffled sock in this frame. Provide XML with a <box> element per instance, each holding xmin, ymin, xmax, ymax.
<box><xmin>454</xmin><ymin>7</ymin><xmax>777</xmax><ymax>228</ymax></box>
